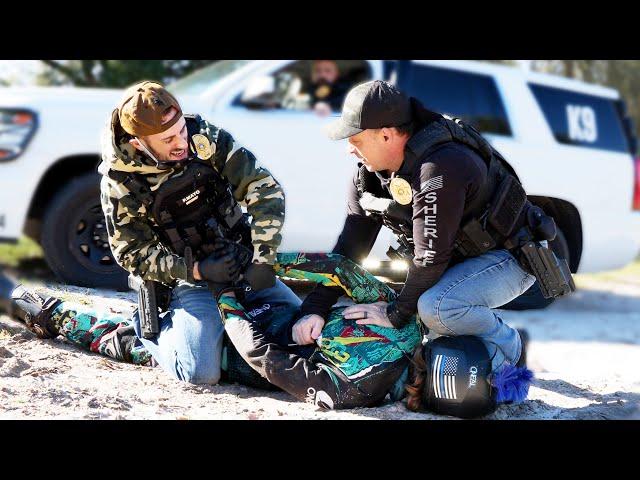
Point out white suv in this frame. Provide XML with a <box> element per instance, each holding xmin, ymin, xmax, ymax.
<box><xmin>1</xmin><ymin>60</ymin><xmax>638</xmax><ymax>309</ymax></box>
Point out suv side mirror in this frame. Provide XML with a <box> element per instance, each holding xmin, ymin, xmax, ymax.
<box><xmin>240</xmin><ymin>76</ymin><xmax>279</xmax><ymax>110</ymax></box>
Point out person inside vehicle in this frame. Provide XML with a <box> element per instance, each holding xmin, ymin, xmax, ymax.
<box><xmin>274</xmin><ymin>60</ymin><xmax>351</xmax><ymax>115</ymax></box>
<box><xmin>307</xmin><ymin>60</ymin><xmax>350</xmax><ymax>116</ymax></box>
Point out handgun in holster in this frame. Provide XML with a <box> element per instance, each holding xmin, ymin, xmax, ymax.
<box><xmin>504</xmin><ymin>204</ymin><xmax>576</xmax><ymax>299</ymax></box>
<box><xmin>128</xmin><ymin>275</ymin><xmax>172</xmax><ymax>339</ymax></box>
<box><xmin>518</xmin><ymin>240</ymin><xmax>576</xmax><ymax>298</ymax></box>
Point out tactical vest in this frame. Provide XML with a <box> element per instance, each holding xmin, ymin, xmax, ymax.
<box><xmin>359</xmin><ymin>115</ymin><xmax>529</xmax><ymax>260</ymax></box>
<box><xmin>107</xmin><ymin>116</ymin><xmax>251</xmax><ymax>262</ymax></box>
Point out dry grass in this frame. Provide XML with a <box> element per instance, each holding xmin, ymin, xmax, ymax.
<box><xmin>575</xmin><ymin>255</ymin><xmax>640</xmax><ymax>287</ymax></box>
<box><xmin>0</xmin><ymin>237</ymin><xmax>43</xmax><ymax>267</ymax></box>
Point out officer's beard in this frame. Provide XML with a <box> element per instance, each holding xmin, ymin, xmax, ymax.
<box><xmin>136</xmin><ymin>137</ymin><xmax>191</xmax><ymax>171</ymax></box>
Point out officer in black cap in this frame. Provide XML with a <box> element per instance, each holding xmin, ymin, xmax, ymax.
<box><xmin>292</xmin><ymin>80</ymin><xmax>572</xmax><ymax>372</ymax></box>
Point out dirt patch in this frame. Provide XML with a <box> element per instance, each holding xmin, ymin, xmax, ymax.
<box><xmin>1</xmin><ymin>275</ymin><xmax>639</xmax><ymax>419</ymax></box>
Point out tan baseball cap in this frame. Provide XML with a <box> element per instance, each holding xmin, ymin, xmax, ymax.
<box><xmin>117</xmin><ymin>81</ymin><xmax>182</xmax><ymax>137</ymax></box>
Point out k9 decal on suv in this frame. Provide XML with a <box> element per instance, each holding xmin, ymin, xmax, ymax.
<box><xmin>566</xmin><ymin>104</ymin><xmax>598</xmax><ymax>143</ymax></box>
<box><xmin>529</xmin><ymin>83</ymin><xmax>630</xmax><ymax>153</ymax></box>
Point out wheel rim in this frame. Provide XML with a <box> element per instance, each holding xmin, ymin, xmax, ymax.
<box><xmin>68</xmin><ymin>204</ymin><xmax>122</xmax><ymax>275</ymax></box>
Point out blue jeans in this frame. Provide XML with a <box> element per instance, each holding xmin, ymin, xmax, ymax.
<box><xmin>417</xmin><ymin>249</ymin><xmax>536</xmax><ymax>370</ymax></box>
<box><xmin>132</xmin><ymin>279</ymin><xmax>301</xmax><ymax>385</ymax></box>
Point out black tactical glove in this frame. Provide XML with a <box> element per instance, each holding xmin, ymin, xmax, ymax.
<box><xmin>198</xmin><ymin>247</ymin><xmax>242</xmax><ymax>284</ymax></box>
<box><xmin>243</xmin><ymin>263</ymin><xmax>276</xmax><ymax>292</ymax></box>
<box><xmin>211</xmin><ymin>238</ymin><xmax>253</xmax><ymax>272</ymax></box>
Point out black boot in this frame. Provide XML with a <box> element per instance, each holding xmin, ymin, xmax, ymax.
<box><xmin>0</xmin><ymin>270</ymin><xmax>16</xmax><ymax>316</ymax></box>
<box><xmin>10</xmin><ymin>285</ymin><xmax>62</xmax><ymax>339</ymax></box>
<box><xmin>516</xmin><ymin>328</ymin><xmax>530</xmax><ymax>369</ymax></box>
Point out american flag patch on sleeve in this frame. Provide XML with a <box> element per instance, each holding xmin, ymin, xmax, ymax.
<box><xmin>420</xmin><ymin>175</ymin><xmax>443</xmax><ymax>193</ymax></box>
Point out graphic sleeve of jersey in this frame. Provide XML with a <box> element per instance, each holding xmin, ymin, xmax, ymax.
<box><xmin>100</xmin><ymin>177</ymin><xmax>190</xmax><ymax>284</ymax></box>
<box><xmin>299</xmin><ymin>170</ymin><xmax>382</xmax><ymax>319</ymax></box>
<box><xmin>213</xmin><ymin>126</ymin><xmax>285</xmax><ymax>265</ymax></box>
<box><xmin>275</xmin><ymin>253</ymin><xmax>395</xmax><ymax>304</ymax></box>
<box><xmin>393</xmin><ymin>146</ymin><xmax>472</xmax><ymax>319</ymax></box>
<box><xmin>51</xmin><ymin>301</ymin><xmax>152</xmax><ymax>366</ymax></box>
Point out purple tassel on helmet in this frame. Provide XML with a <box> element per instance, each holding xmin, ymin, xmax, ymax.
<box><xmin>491</xmin><ymin>364</ymin><xmax>534</xmax><ymax>403</ymax></box>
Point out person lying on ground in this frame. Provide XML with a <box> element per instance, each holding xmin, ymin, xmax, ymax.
<box><xmin>0</xmin><ymin>253</ymin><xmax>533</xmax><ymax>417</ymax></box>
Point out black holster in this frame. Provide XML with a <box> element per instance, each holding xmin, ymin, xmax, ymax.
<box><xmin>504</xmin><ymin>207</ymin><xmax>576</xmax><ymax>299</ymax></box>
<box><xmin>128</xmin><ymin>275</ymin><xmax>172</xmax><ymax>339</ymax></box>
<box><xmin>517</xmin><ymin>241</ymin><xmax>576</xmax><ymax>298</ymax></box>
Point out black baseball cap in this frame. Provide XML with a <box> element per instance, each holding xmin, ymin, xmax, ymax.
<box><xmin>326</xmin><ymin>80</ymin><xmax>413</xmax><ymax>140</ymax></box>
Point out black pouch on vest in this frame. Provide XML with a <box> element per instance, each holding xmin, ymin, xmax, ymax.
<box><xmin>454</xmin><ymin>218</ymin><xmax>497</xmax><ymax>257</ymax></box>
<box><xmin>487</xmin><ymin>176</ymin><xmax>527</xmax><ymax>238</ymax></box>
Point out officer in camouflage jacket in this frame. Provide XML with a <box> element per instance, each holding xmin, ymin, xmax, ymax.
<box><xmin>93</xmin><ymin>80</ymin><xmax>301</xmax><ymax>385</ymax></box>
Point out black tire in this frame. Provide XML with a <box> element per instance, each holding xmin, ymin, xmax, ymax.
<box><xmin>40</xmin><ymin>173</ymin><xmax>129</xmax><ymax>290</ymax></box>
<box><xmin>499</xmin><ymin>228</ymin><xmax>570</xmax><ymax>311</ymax></box>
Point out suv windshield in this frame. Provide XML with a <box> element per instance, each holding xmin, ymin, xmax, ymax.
<box><xmin>169</xmin><ymin>60</ymin><xmax>252</xmax><ymax>96</ymax></box>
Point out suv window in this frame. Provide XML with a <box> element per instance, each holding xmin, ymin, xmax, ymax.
<box><xmin>397</xmin><ymin>63</ymin><xmax>512</xmax><ymax>136</ymax></box>
<box><xmin>529</xmin><ymin>83</ymin><xmax>631</xmax><ymax>153</ymax></box>
<box><xmin>234</xmin><ymin>60</ymin><xmax>372</xmax><ymax>112</ymax></box>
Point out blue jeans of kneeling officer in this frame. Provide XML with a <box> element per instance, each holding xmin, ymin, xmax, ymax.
<box><xmin>131</xmin><ymin>278</ymin><xmax>301</xmax><ymax>385</ymax></box>
<box><xmin>417</xmin><ymin>249</ymin><xmax>536</xmax><ymax>371</ymax></box>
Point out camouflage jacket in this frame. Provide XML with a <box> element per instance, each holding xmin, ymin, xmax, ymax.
<box><xmin>97</xmin><ymin>109</ymin><xmax>285</xmax><ymax>285</ymax></box>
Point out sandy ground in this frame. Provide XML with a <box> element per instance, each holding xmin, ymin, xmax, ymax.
<box><xmin>1</xmin><ymin>272</ymin><xmax>639</xmax><ymax>420</ymax></box>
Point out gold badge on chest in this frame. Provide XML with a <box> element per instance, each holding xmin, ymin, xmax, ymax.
<box><xmin>192</xmin><ymin>134</ymin><xmax>215</xmax><ymax>160</ymax></box>
<box><xmin>389</xmin><ymin>177</ymin><xmax>413</xmax><ymax>205</ymax></box>
<box><xmin>315</xmin><ymin>84</ymin><xmax>331</xmax><ymax>99</ymax></box>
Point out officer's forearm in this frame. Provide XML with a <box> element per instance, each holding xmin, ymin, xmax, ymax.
<box><xmin>299</xmin><ymin>284</ymin><xmax>343</xmax><ymax>319</ymax></box>
<box><xmin>332</xmin><ymin>214</ymin><xmax>382</xmax><ymax>261</ymax></box>
<box><xmin>246</xmin><ymin>195</ymin><xmax>285</xmax><ymax>265</ymax></box>
<box><xmin>391</xmin><ymin>261</ymin><xmax>449</xmax><ymax>325</ymax></box>
<box><xmin>113</xmin><ymin>239</ymin><xmax>194</xmax><ymax>285</ymax></box>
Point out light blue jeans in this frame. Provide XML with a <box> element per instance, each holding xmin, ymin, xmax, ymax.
<box><xmin>417</xmin><ymin>249</ymin><xmax>536</xmax><ymax>370</ymax></box>
<box><xmin>132</xmin><ymin>279</ymin><xmax>301</xmax><ymax>385</ymax></box>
